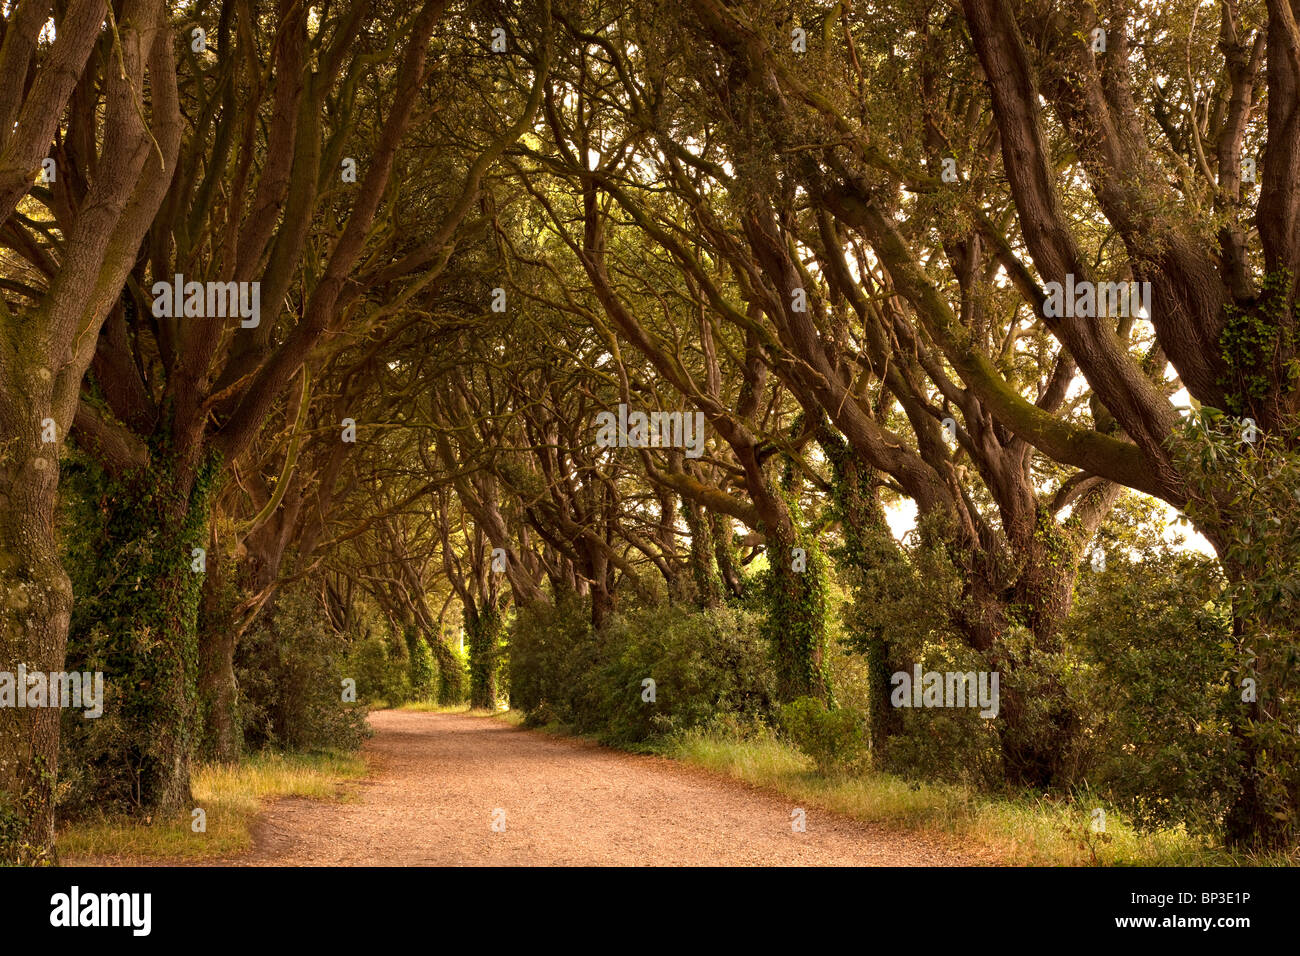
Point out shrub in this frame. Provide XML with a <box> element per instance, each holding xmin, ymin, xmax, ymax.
<box><xmin>1066</xmin><ymin>549</ymin><xmax>1236</xmax><ymax>838</ymax></box>
<box><xmin>346</xmin><ymin>629</ymin><xmax>413</xmax><ymax>707</ymax></box>
<box><xmin>405</xmin><ymin>627</ymin><xmax>437</xmax><ymax>702</ymax></box>
<box><xmin>433</xmin><ymin>632</ymin><xmax>469</xmax><ymax>705</ymax></box>
<box><xmin>508</xmin><ymin>597</ymin><xmax>775</xmax><ymax>744</ymax></box>
<box><xmin>507</xmin><ymin>593</ymin><xmax>596</xmax><ymax>724</ymax></box>
<box><xmin>834</xmin><ymin>513</ymin><xmax>1002</xmax><ymax>784</ymax></box>
<box><xmin>779</xmin><ymin>696</ymin><xmax>867</xmax><ymax>776</ymax></box>
<box><xmin>56</xmin><ymin>619</ymin><xmax>142</xmax><ymax>816</ymax></box>
<box><xmin>236</xmin><ymin>585</ymin><xmax>369</xmax><ymax>753</ymax></box>
<box><xmin>596</xmin><ymin>603</ymin><xmax>775</xmax><ymax>744</ymax></box>
<box><xmin>879</xmin><ymin>638</ymin><xmax>1004</xmax><ymax>788</ymax></box>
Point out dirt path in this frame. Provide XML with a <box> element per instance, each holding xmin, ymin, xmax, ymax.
<box><xmin>225</xmin><ymin>710</ymin><xmax>984</xmax><ymax>866</ymax></box>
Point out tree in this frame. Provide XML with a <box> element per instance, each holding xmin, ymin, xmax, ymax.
<box><xmin>65</xmin><ymin>0</ymin><xmax>549</xmax><ymax>814</ymax></box>
<box><xmin>0</xmin><ymin>0</ymin><xmax>180</xmax><ymax>863</ymax></box>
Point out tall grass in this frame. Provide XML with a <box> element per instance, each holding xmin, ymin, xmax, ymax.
<box><xmin>660</xmin><ymin>728</ymin><xmax>1294</xmax><ymax>866</ymax></box>
<box><xmin>57</xmin><ymin>750</ymin><xmax>365</xmax><ymax>863</ymax></box>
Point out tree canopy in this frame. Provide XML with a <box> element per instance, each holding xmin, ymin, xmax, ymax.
<box><xmin>2</xmin><ymin>0</ymin><xmax>1298</xmax><ymax>863</ymax></box>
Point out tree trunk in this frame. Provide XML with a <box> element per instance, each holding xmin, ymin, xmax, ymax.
<box><xmin>589</xmin><ymin>550</ymin><xmax>615</xmax><ymax>631</ymax></box>
<box><xmin>67</xmin><ymin>456</ymin><xmax>215</xmax><ymax>815</ymax></box>
<box><xmin>820</xmin><ymin>426</ymin><xmax>901</xmax><ymax>749</ymax></box>
<box><xmin>196</xmin><ymin>535</ymin><xmax>242</xmax><ymax>762</ymax></box>
<box><xmin>756</xmin><ymin>467</ymin><xmax>831</xmax><ymax>705</ymax></box>
<box><xmin>0</xmin><ymin>0</ymin><xmax>178</xmax><ymax>862</ymax></box>
<box><xmin>711</xmin><ymin>513</ymin><xmax>745</xmax><ymax>600</ymax></box>
<box><xmin>984</xmin><ymin>508</ymin><xmax>1085</xmax><ymax>790</ymax></box>
<box><xmin>466</xmin><ymin>602</ymin><xmax>502</xmax><ymax>709</ymax></box>
<box><xmin>197</xmin><ymin>610</ymin><xmax>241</xmax><ymax>764</ymax></box>
<box><xmin>682</xmin><ymin>500</ymin><xmax>725</xmax><ymax>608</ymax></box>
<box><xmin>430</xmin><ymin>629</ymin><xmax>466</xmax><ymax>705</ymax></box>
<box><xmin>0</xmin><ymin>441</ymin><xmax>71</xmax><ymax>863</ymax></box>
<box><xmin>764</xmin><ymin>535</ymin><xmax>831</xmax><ymax>704</ymax></box>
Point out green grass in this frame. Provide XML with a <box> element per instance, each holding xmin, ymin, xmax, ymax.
<box><xmin>57</xmin><ymin>749</ymin><xmax>366</xmax><ymax>864</ymax></box>
<box><xmin>395</xmin><ymin>700</ymin><xmax>524</xmax><ymax>723</ymax></box>
<box><xmin>657</xmin><ymin>729</ymin><xmax>1295</xmax><ymax>866</ymax></box>
<box><xmin>393</xmin><ymin>700</ymin><xmax>471</xmax><ymax>713</ymax></box>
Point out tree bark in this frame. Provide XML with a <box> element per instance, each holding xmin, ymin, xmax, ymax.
<box><xmin>0</xmin><ymin>435</ymin><xmax>72</xmax><ymax>863</ymax></box>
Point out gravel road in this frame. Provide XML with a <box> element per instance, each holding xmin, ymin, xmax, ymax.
<box><xmin>227</xmin><ymin>709</ymin><xmax>981</xmax><ymax>866</ymax></box>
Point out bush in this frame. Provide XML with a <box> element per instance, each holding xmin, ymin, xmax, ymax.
<box><xmin>56</xmin><ymin>618</ymin><xmax>143</xmax><ymax>816</ymax></box>
<box><xmin>834</xmin><ymin>513</ymin><xmax>1003</xmax><ymax>784</ymax></box>
<box><xmin>509</xmin><ymin>597</ymin><xmax>776</xmax><ymax>744</ymax></box>
<box><xmin>597</xmin><ymin>603</ymin><xmax>775</xmax><ymax>744</ymax></box>
<box><xmin>405</xmin><ymin>627</ymin><xmax>438</xmax><ymax>702</ymax></box>
<box><xmin>1066</xmin><ymin>549</ymin><xmax>1236</xmax><ymax>838</ymax></box>
<box><xmin>879</xmin><ymin>637</ymin><xmax>1004</xmax><ymax>788</ymax></box>
<box><xmin>507</xmin><ymin>593</ymin><xmax>597</xmax><ymax>724</ymax></box>
<box><xmin>236</xmin><ymin>585</ymin><xmax>370</xmax><ymax>753</ymax></box>
<box><xmin>433</xmin><ymin>632</ymin><xmax>469</xmax><ymax>705</ymax></box>
<box><xmin>346</xmin><ymin>629</ymin><xmax>413</xmax><ymax>707</ymax></box>
<box><xmin>779</xmin><ymin>696</ymin><xmax>867</xmax><ymax>776</ymax></box>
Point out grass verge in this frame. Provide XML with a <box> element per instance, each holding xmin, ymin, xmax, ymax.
<box><xmin>56</xmin><ymin>749</ymin><xmax>366</xmax><ymax>864</ymax></box>
<box><xmin>657</xmin><ymin>729</ymin><xmax>1299</xmax><ymax>866</ymax></box>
